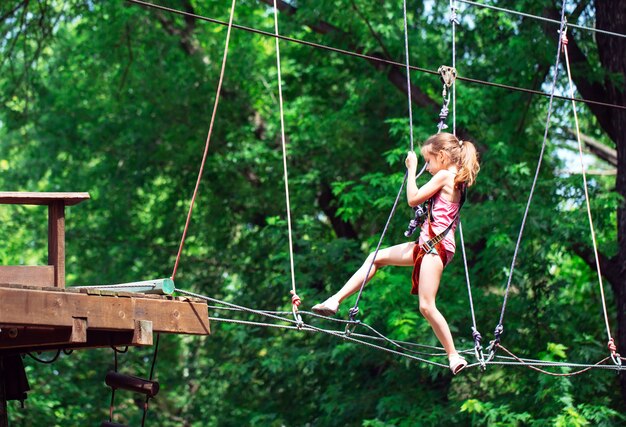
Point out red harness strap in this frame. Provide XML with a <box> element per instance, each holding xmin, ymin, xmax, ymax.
<box><xmin>410</xmin><ymin>220</ymin><xmax>448</xmax><ymax>295</ymax></box>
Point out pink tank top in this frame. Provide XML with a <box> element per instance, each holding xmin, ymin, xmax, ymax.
<box><xmin>418</xmin><ymin>192</ymin><xmax>460</xmax><ymax>254</ymax></box>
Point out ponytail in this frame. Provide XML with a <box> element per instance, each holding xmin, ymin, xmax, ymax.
<box><xmin>421</xmin><ymin>133</ymin><xmax>480</xmax><ymax>187</ymax></box>
<box><xmin>455</xmin><ymin>140</ymin><xmax>480</xmax><ymax>187</ymax></box>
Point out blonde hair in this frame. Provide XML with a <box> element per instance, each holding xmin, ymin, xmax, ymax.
<box><xmin>421</xmin><ymin>132</ymin><xmax>480</xmax><ymax>187</ymax></box>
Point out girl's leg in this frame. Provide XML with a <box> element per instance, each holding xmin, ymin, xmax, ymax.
<box><xmin>312</xmin><ymin>242</ymin><xmax>415</xmax><ymax>315</ymax></box>
<box><xmin>418</xmin><ymin>253</ymin><xmax>458</xmax><ymax>357</ymax></box>
<box><xmin>333</xmin><ymin>242</ymin><xmax>416</xmax><ymax>303</ymax></box>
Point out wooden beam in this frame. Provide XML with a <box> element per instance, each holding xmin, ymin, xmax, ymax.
<box><xmin>0</xmin><ymin>286</ymin><xmax>210</xmax><ymax>335</ymax></box>
<box><xmin>48</xmin><ymin>201</ymin><xmax>65</xmax><ymax>288</ymax></box>
<box><xmin>0</xmin><ymin>192</ymin><xmax>90</xmax><ymax>206</ymax></box>
<box><xmin>0</xmin><ymin>266</ymin><xmax>55</xmax><ymax>287</ymax></box>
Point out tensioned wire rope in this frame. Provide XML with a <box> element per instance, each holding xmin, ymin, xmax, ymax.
<box><xmin>209</xmin><ymin>307</ymin><xmax>473</xmax><ymax>358</ymax></box>
<box><xmin>174</xmin><ymin>286</ymin><xmax>625</xmax><ymax>372</ymax></box>
<box><xmin>126</xmin><ymin>0</ymin><xmax>626</xmax><ymax>112</ymax></box>
<box><xmin>175</xmin><ymin>287</ymin><xmax>450</xmax><ymax>368</ymax></box>
<box><xmin>457</xmin><ymin>0</ymin><xmax>626</xmax><ymax>40</ymax></box>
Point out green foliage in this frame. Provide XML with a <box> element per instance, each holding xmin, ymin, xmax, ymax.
<box><xmin>1</xmin><ymin>0</ymin><xmax>623</xmax><ymax>426</ymax></box>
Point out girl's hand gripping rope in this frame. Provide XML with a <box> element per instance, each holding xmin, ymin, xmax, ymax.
<box><xmin>405</xmin><ymin>151</ymin><xmax>418</xmax><ymax>171</ymax></box>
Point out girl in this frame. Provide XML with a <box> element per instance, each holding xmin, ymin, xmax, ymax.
<box><xmin>312</xmin><ymin>132</ymin><xmax>480</xmax><ymax>374</ymax></box>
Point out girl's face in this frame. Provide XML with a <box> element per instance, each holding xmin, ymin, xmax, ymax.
<box><xmin>421</xmin><ymin>146</ymin><xmax>447</xmax><ymax>175</ymax></box>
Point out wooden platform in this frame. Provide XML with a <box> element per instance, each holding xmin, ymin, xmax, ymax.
<box><xmin>0</xmin><ymin>284</ymin><xmax>210</xmax><ymax>355</ymax></box>
<box><xmin>0</xmin><ymin>191</ymin><xmax>91</xmax><ymax>288</ymax></box>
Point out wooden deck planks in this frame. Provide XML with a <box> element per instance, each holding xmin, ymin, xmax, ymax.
<box><xmin>0</xmin><ymin>286</ymin><xmax>210</xmax><ymax>342</ymax></box>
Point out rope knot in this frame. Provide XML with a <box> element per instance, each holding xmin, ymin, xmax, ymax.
<box><xmin>494</xmin><ymin>324</ymin><xmax>504</xmax><ymax>342</ymax></box>
<box><xmin>608</xmin><ymin>338</ymin><xmax>617</xmax><ymax>354</ymax></box>
<box><xmin>450</xmin><ymin>9</ymin><xmax>460</xmax><ymax>25</ymax></box>
<box><xmin>290</xmin><ymin>292</ymin><xmax>302</xmax><ymax>308</ymax></box>
<box><xmin>471</xmin><ymin>327</ymin><xmax>482</xmax><ymax>344</ymax></box>
<box><xmin>348</xmin><ymin>306</ymin><xmax>359</xmax><ymax>321</ymax></box>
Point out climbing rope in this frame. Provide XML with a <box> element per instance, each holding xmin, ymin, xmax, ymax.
<box><xmin>458</xmin><ymin>221</ymin><xmax>484</xmax><ymax>367</ymax></box>
<box><xmin>445</xmin><ymin>0</ymin><xmax>485</xmax><ymax>368</ymax></box>
<box><xmin>489</xmin><ymin>0</ymin><xmax>569</xmax><ymax>360</ymax></box>
<box><xmin>106</xmin><ymin>340</ymin><xmax>160</xmax><ymax>426</ymax></box>
<box><xmin>346</xmin><ymin>0</ymin><xmax>429</xmax><ymax>326</ymax></box>
<box><xmin>272</xmin><ymin>0</ymin><xmax>302</xmax><ymax>326</ymax></box>
<box><xmin>402</xmin><ymin>0</ymin><xmax>415</xmax><ymax>153</ymax></box>
<box><xmin>561</xmin><ymin>27</ymin><xmax>621</xmax><ymax>366</ymax></box>
<box><xmin>170</xmin><ymin>0</ymin><xmax>237</xmax><ymax>281</ymax></box>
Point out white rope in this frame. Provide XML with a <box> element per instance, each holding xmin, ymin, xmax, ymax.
<box><xmin>562</xmin><ymin>30</ymin><xmax>615</xmax><ymax>345</ymax></box>
<box><xmin>402</xmin><ymin>0</ymin><xmax>414</xmax><ymax>151</ymax></box>
<box><xmin>272</xmin><ymin>0</ymin><xmax>298</xmax><ymax>313</ymax></box>
<box><xmin>450</xmin><ymin>0</ymin><xmax>457</xmax><ymax>135</ymax></box>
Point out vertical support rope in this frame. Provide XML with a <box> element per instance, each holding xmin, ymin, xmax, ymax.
<box><xmin>450</xmin><ymin>0</ymin><xmax>457</xmax><ymax>135</ymax></box>
<box><xmin>346</xmin><ymin>0</ymin><xmax>427</xmax><ymax>324</ymax></box>
<box><xmin>273</xmin><ymin>0</ymin><xmax>300</xmax><ymax>322</ymax></box>
<box><xmin>171</xmin><ymin>0</ymin><xmax>237</xmax><ymax>281</ymax></box>
<box><xmin>490</xmin><ymin>1</ymin><xmax>569</xmax><ymax>355</ymax></box>
<box><xmin>402</xmin><ymin>0</ymin><xmax>415</xmax><ymax>152</ymax></box>
<box><xmin>449</xmin><ymin>0</ymin><xmax>483</xmax><ymax>366</ymax></box>
<box><xmin>562</xmin><ymin>32</ymin><xmax>619</xmax><ymax>362</ymax></box>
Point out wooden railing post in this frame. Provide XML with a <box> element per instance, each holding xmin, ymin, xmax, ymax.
<box><xmin>48</xmin><ymin>201</ymin><xmax>65</xmax><ymax>288</ymax></box>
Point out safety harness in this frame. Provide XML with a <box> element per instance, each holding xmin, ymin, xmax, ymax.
<box><xmin>411</xmin><ymin>184</ymin><xmax>466</xmax><ymax>295</ymax></box>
